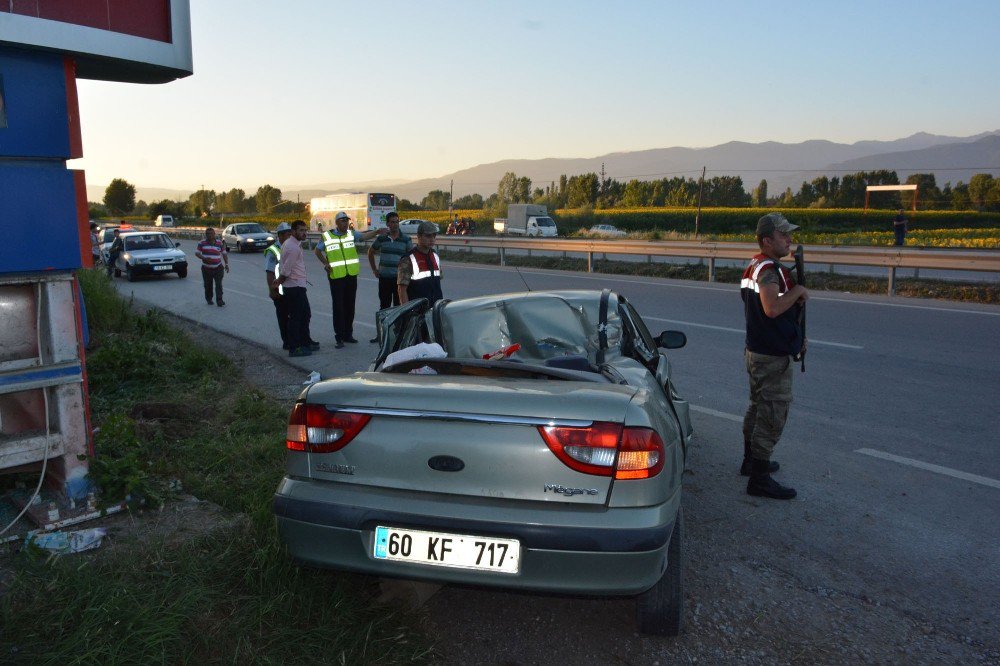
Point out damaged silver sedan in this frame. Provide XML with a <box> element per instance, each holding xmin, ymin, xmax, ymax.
<box><xmin>273</xmin><ymin>290</ymin><xmax>692</xmax><ymax>635</ymax></box>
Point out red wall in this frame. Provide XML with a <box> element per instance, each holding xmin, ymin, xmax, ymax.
<box><xmin>2</xmin><ymin>0</ymin><xmax>172</xmax><ymax>43</ymax></box>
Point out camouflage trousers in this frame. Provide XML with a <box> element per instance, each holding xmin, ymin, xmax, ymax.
<box><xmin>742</xmin><ymin>349</ymin><xmax>794</xmax><ymax>461</ymax></box>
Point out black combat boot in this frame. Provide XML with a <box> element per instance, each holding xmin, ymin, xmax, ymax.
<box><xmin>740</xmin><ymin>442</ymin><xmax>779</xmax><ymax>476</ymax></box>
<box><xmin>746</xmin><ymin>458</ymin><xmax>796</xmax><ymax>499</ymax></box>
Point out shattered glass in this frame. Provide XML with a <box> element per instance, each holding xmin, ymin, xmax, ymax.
<box><xmin>439</xmin><ymin>292</ymin><xmax>623</xmax><ymax>364</ymax></box>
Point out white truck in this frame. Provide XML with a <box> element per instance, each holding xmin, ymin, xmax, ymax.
<box><xmin>493</xmin><ymin>204</ymin><xmax>558</xmax><ymax>237</ymax></box>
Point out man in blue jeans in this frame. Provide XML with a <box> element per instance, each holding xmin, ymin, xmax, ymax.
<box><xmin>893</xmin><ymin>209</ymin><xmax>908</xmax><ymax>246</ymax></box>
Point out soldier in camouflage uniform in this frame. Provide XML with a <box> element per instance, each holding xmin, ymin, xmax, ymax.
<box><xmin>740</xmin><ymin>213</ymin><xmax>808</xmax><ymax>500</ymax></box>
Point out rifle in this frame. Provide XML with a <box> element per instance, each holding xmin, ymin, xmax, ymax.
<box><xmin>793</xmin><ymin>244</ymin><xmax>806</xmax><ymax>373</ymax></box>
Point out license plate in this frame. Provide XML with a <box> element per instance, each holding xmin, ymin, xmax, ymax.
<box><xmin>153</xmin><ymin>265</ymin><xmax>172</xmax><ymax>271</ymax></box>
<box><xmin>373</xmin><ymin>526</ymin><xmax>520</xmax><ymax>574</ymax></box>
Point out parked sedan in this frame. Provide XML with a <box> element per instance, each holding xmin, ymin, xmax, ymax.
<box><xmin>274</xmin><ymin>289</ymin><xmax>692</xmax><ymax>635</ymax></box>
<box><xmin>114</xmin><ymin>231</ymin><xmax>188</xmax><ymax>281</ymax></box>
<box><xmin>398</xmin><ymin>218</ymin><xmax>431</xmax><ymax>235</ymax></box>
<box><xmin>222</xmin><ymin>223</ymin><xmax>275</xmax><ymax>253</ymax></box>
<box><xmin>589</xmin><ymin>223</ymin><xmax>627</xmax><ymax>237</ymax></box>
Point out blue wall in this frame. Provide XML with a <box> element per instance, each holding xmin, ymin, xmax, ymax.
<box><xmin>0</xmin><ymin>45</ymin><xmax>81</xmax><ymax>273</ymax></box>
<box><xmin>0</xmin><ymin>47</ymin><xmax>72</xmax><ymax>159</ymax></box>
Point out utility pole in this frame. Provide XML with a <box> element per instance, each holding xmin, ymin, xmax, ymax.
<box><xmin>449</xmin><ymin>179</ymin><xmax>454</xmax><ymax>215</ymax></box>
<box><xmin>695</xmin><ymin>166</ymin><xmax>706</xmax><ymax>237</ymax></box>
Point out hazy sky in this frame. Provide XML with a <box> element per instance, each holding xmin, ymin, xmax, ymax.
<box><xmin>72</xmin><ymin>0</ymin><xmax>1000</xmax><ymax>192</ymax></box>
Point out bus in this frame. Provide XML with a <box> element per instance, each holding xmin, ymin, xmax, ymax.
<box><xmin>309</xmin><ymin>192</ymin><xmax>397</xmax><ymax>232</ymax></box>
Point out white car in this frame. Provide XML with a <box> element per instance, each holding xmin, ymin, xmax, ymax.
<box><xmin>222</xmin><ymin>223</ymin><xmax>276</xmax><ymax>253</ymax></box>
<box><xmin>589</xmin><ymin>224</ymin><xmax>627</xmax><ymax>237</ymax></box>
<box><xmin>398</xmin><ymin>218</ymin><xmax>430</xmax><ymax>235</ymax></box>
<box><xmin>114</xmin><ymin>231</ymin><xmax>188</xmax><ymax>281</ymax></box>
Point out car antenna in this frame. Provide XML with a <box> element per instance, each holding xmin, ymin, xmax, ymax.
<box><xmin>497</xmin><ymin>218</ymin><xmax>531</xmax><ymax>292</ymax></box>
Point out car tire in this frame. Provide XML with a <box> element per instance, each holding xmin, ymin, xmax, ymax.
<box><xmin>237</xmin><ymin>242</ymin><xmax>244</xmax><ymax>253</ymax></box>
<box><xmin>126</xmin><ymin>265</ymin><xmax>136</xmax><ymax>282</ymax></box>
<box><xmin>636</xmin><ymin>507</ymin><xmax>684</xmax><ymax>636</ymax></box>
<box><xmin>176</xmin><ymin>266</ymin><xmax>187</xmax><ymax>278</ymax></box>
<box><xmin>114</xmin><ymin>268</ymin><xmax>122</xmax><ymax>278</ymax></box>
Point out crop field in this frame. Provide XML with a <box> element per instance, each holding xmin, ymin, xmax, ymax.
<box><xmin>573</xmin><ymin>227</ymin><xmax>1000</xmax><ymax>248</ymax></box>
<box><xmin>115</xmin><ymin>208</ymin><xmax>1000</xmax><ymax>248</ymax></box>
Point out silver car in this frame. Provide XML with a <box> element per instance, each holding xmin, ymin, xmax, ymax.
<box><xmin>114</xmin><ymin>231</ymin><xmax>188</xmax><ymax>281</ymax></box>
<box><xmin>398</xmin><ymin>218</ymin><xmax>430</xmax><ymax>235</ymax></box>
<box><xmin>274</xmin><ymin>290</ymin><xmax>692</xmax><ymax>635</ymax></box>
<box><xmin>589</xmin><ymin>223</ymin><xmax>628</xmax><ymax>237</ymax></box>
<box><xmin>222</xmin><ymin>223</ymin><xmax>275</xmax><ymax>253</ymax></box>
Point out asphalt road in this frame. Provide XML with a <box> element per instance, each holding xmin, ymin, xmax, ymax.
<box><xmin>112</xmin><ymin>240</ymin><xmax>1000</xmax><ymax>660</ymax></box>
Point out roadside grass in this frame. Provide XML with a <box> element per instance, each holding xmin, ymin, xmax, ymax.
<box><xmin>439</xmin><ymin>248</ymin><xmax>1000</xmax><ymax>305</ymax></box>
<box><xmin>0</xmin><ymin>269</ymin><xmax>433</xmax><ymax>663</ymax></box>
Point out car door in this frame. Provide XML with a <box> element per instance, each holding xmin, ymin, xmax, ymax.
<box><xmin>619</xmin><ymin>299</ymin><xmax>693</xmax><ymax>446</ymax></box>
<box><xmin>222</xmin><ymin>226</ymin><xmax>234</xmax><ymax>248</ymax></box>
<box><xmin>371</xmin><ymin>298</ymin><xmax>432</xmax><ymax>369</ymax></box>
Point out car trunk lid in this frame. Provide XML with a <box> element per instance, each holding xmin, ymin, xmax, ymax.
<box><xmin>302</xmin><ymin>373</ymin><xmax>639</xmax><ymax>505</ymax></box>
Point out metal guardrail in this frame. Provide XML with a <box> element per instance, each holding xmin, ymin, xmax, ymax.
<box><xmin>140</xmin><ymin>226</ymin><xmax>999</xmax><ymax>296</ymax></box>
<box><xmin>432</xmin><ymin>236</ymin><xmax>1000</xmax><ymax>295</ymax></box>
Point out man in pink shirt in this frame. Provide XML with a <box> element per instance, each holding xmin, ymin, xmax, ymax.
<box><xmin>271</xmin><ymin>220</ymin><xmax>315</xmax><ymax>357</ymax></box>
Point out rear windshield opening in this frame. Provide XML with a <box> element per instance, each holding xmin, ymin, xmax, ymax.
<box><xmin>381</xmin><ymin>358</ymin><xmax>609</xmax><ymax>383</ymax></box>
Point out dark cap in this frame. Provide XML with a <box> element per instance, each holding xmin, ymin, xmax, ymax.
<box><xmin>756</xmin><ymin>213</ymin><xmax>799</xmax><ymax>237</ymax></box>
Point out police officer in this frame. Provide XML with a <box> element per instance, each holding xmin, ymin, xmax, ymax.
<box><xmin>740</xmin><ymin>213</ymin><xmax>808</xmax><ymax>500</ymax></box>
<box><xmin>313</xmin><ymin>211</ymin><xmax>386</xmax><ymax>348</ymax></box>
<box><xmin>397</xmin><ymin>221</ymin><xmax>443</xmax><ymax>306</ymax></box>
<box><xmin>265</xmin><ymin>223</ymin><xmax>291</xmax><ymax>350</ymax></box>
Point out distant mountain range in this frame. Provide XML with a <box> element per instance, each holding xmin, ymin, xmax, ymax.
<box><xmin>87</xmin><ymin>131</ymin><xmax>1000</xmax><ymax>205</ymax></box>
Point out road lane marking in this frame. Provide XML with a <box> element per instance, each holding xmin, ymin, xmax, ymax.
<box><xmin>450</xmin><ymin>263</ymin><xmax>735</xmax><ymax>292</ymax></box>
<box><xmin>855</xmin><ymin>448</ymin><xmax>1000</xmax><ymax>490</ymax></box>
<box><xmin>645</xmin><ymin>316</ymin><xmax>864</xmax><ymax>350</ymax></box>
<box><xmin>811</xmin><ymin>297</ymin><xmax>1000</xmax><ymax>317</ymax></box>
<box><xmin>448</xmin><ymin>263</ymin><xmax>1000</xmax><ymax>316</ymax></box>
<box><xmin>222</xmin><ymin>288</ymin><xmax>375</xmax><ymax>328</ymax></box>
<box><xmin>690</xmin><ymin>405</ymin><xmax>744</xmax><ymax>423</ymax></box>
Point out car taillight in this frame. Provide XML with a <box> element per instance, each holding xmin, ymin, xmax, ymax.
<box><xmin>538</xmin><ymin>423</ymin><xmax>664</xmax><ymax>479</ymax></box>
<box><xmin>615</xmin><ymin>427</ymin><xmax>664</xmax><ymax>479</ymax></box>
<box><xmin>285</xmin><ymin>403</ymin><xmax>371</xmax><ymax>453</ymax></box>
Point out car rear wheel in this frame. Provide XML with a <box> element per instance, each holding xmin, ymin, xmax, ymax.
<box><xmin>636</xmin><ymin>507</ymin><xmax>684</xmax><ymax>636</ymax></box>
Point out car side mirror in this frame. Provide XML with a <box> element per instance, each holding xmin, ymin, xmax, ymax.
<box><xmin>175</xmin><ymin>242</ymin><xmax>181</xmax><ymax>247</ymax></box>
<box><xmin>656</xmin><ymin>330</ymin><xmax>686</xmax><ymax>349</ymax></box>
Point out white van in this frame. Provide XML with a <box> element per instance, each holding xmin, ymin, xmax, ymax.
<box><xmin>154</xmin><ymin>215</ymin><xmax>175</xmax><ymax>227</ymax></box>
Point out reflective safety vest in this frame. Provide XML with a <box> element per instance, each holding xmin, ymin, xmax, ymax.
<box><xmin>406</xmin><ymin>249</ymin><xmax>443</xmax><ymax>305</ymax></box>
<box><xmin>740</xmin><ymin>253</ymin><xmax>801</xmax><ymax>356</ymax></box>
<box><xmin>265</xmin><ymin>243</ymin><xmax>283</xmax><ymax>295</ymax></box>
<box><xmin>321</xmin><ymin>230</ymin><xmax>360</xmax><ymax>279</ymax></box>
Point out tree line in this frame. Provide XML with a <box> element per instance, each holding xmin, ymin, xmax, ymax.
<box><xmin>93</xmin><ymin>179</ymin><xmax>307</xmax><ymax>219</ymax></box>
<box><xmin>94</xmin><ymin>169</ymin><xmax>1000</xmax><ymax>221</ymax></box>
<box><xmin>405</xmin><ymin>170</ymin><xmax>1000</xmax><ymax>213</ymax></box>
